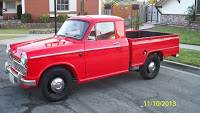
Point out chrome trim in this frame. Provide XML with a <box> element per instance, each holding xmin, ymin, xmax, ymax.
<box><xmin>20</xmin><ymin>52</ymin><xmax>28</xmax><ymax>66</ymax></box>
<box><xmin>113</xmin><ymin>42</ymin><xmax>120</xmax><ymax>45</ymax></box>
<box><xmin>9</xmin><ymin>55</ymin><xmax>27</xmax><ymax>76</ymax></box>
<box><xmin>6</xmin><ymin>44</ymin><xmax>11</xmax><ymax>55</ymax></box>
<box><xmin>51</xmin><ymin>77</ymin><xmax>65</xmax><ymax>93</ymax></box>
<box><xmin>85</xmin><ymin>45</ymin><xmax>120</xmax><ymax>52</ymax></box>
<box><xmin>30</xmin><ymin>46</ymin><xmax>121</xmax><ymax>59</ymax></box>
<box><xmin>148</xmin><ymin>62</ymin><xmax>156</xmax><ymax>73</ymax></box>
<box><xmin>5</xmin><ymin>62</ymin><xmax>9</xmax><ymax>74</ymax></box>
<box><xmin>13</xmin><ymin>58</ymin><xmax>26</xmax><ymax>68</ymax></box>
<box><xmin>30</xmin><ymin>49</ymin><xmax>84</xmax><ymax>59</ymax></box>
<box><xmin>5</xmin><ymin>62</ymin><xmax>36</xmax><ymax>86</ymax></box>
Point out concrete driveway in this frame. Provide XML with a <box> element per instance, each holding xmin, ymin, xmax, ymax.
<box><xmin>0</xmin><ymin>44</ymin><xmax>200</xmax><ymax>113</ymax></box>
<box><xmin>0</xmin><ymin>34</ymin><xmax>54</xmax><ymax>45</ymax></box>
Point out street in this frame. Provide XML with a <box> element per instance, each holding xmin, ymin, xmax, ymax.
<box><xmin>0</xmin><ymin>44</ymin><xmax>200</xmax><ymax>113</ymax></box>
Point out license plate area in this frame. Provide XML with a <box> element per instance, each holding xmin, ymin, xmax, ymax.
<box><xmin>9</xmin><ymin>73</ymin><xmax>15</xmax><ymax>84</ymax></box>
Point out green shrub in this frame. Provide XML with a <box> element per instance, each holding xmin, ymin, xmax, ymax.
<box><xmin>186</xmin><ymin>5</ymin><xmax>197</xmax><ymax>22</ymax></box>
<box><xmin>17</xmin><ymin>5</ymin><xmax>22</xmax><ymax>19</ymax></box>
<box><xmin>77</xmin><ymin>12</ymin><xmax>88</xmax><ymax>15</ymax></box>
<box><xmin>84</xmin><ymin>12</ymin><xmax>87</xmax><ymax>15</ymax></box>
<box><xmin>57</xmin><ymin>14</ymin><xmax>68</xmax><ymax>23</ymax></box>
<box><xmin>21</xmin><ymin>13</ymin><xmax>31</xmax><ymax>23</ymax></box>
<box><xmin>133</xmin><ymin>16</ymin><xmax>142</xmax><ymax>30</ymax></box>
<box><xmin>39</xmin><ymin>14</ymin><xmax>50</xmax><ymax>23</ymax></box>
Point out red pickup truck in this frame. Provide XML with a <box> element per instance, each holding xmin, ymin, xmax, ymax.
<box><xmin>5</xmin><ymin>15</ymin><xmax>179</xmax><ymax>101</ymax></box>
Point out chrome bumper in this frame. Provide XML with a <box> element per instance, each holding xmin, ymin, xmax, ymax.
<box><xmin>5</xmin><ymin>62</ymin><xmax>36</xmax><ymax>86</ymax></box>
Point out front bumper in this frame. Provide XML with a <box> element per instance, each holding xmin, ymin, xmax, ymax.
<box><xmin>5</xmin><ymin>62</ymin><xmax>36</xmax><ymax>86</ymax></box>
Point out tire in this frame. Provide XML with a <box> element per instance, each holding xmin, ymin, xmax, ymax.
<box><xmin>139</xmin><ymin>55</ymin><xmax>160</xmax><ymax>80</ymax></box>
<box><xmin>40</xmin><ymin>66</ymin><xmax>73</xmax><ymax>102</ymax></box>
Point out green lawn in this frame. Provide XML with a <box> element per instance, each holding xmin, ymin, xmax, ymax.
<box><xmin>0</xmin><ymin>28</ymin><xmax>54</xmax><ymax>34</ymax></box>
<box><xmin>156</xmin><ymin>28</ymin><xmax>200</xmax><ymax>46</ymax></box>
<box><xmin>0</xmin><ymin>29</ymin><xmax>30</xmax><ymax>34</ymax></box>
<box><xmin>165</xmin><ymin>48</ymin><xmax>200</xmax><ymax>67</ymax></box>
<box><xmin>0</xmin><ymin>35</ymin><xmax>23</xmax><ymax>40</ymax></box>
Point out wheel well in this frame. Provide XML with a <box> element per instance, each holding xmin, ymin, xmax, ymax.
<box><xmin>148</xmin><ymin>51</ymin><xmax>163</xmax><ymax>61</ymax></box>
<box><xmin>39</xmin><ymin>64</ymin><xmax>77</xmax><ymax>86</ymax></box>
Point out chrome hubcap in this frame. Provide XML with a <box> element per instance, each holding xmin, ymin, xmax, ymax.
<box><xmin>50</xmin><ymin>77</ymin><xmax>65</xmax><ymax>93</ymax></box>
<box><xmin>148</xmin><ymin>62</ymin><xmax>156</xmax><ymax>73</ymax></box>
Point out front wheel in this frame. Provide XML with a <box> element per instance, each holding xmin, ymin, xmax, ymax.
<box><xmin>139</xmin><ymin>55</ymin><xmax>160</xmax><ymax>80</ymax></box>
<box><xmin>40</xmin><ymin>67</ymin><xmax>73</xmax><ymax>102</ymax></box>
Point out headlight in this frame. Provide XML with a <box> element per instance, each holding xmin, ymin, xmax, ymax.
<box><xmin>21</xmin><ymin>52</ymin><xmax>28</xmax><ymax>66</ymax></box>
<box><xmin>6</xmin><ymin>45</ymin><xmax>11</xmax><ymax>55</ymax></box>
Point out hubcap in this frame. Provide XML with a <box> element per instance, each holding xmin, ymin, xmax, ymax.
<box><xmin>148</xmin><ymin>62</ymin><xmax>156</xmax><ymax>73</ymax></box>
<box><xmin>50</xmin><ymin>77</ymin><xmax>65</xmax><ymax>93</ymax></box>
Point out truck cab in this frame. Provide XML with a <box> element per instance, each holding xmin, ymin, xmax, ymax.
<box><xmin>5</xmin><ymin>15</ymin><xmax>179</xmax><ymax>102</ymax></box>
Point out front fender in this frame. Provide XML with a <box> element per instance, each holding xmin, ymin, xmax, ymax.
<box><xmin>37</xmin><ymin>62</ymin><xmax>80</xmax><ymax>86</ymax></box>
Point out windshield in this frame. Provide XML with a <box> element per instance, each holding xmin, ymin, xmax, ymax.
<box><xmin>57</xmin><ymin>20</ymin><xmax>90</xmax><ymax>40</ymax></box>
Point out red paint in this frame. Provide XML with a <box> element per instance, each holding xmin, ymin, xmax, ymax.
<box><xmin>8</xmin><ymin>15</ymin><xmax>179</xmax><ymax>88</ymax></box>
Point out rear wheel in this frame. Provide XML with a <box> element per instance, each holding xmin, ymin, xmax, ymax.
<box><xmin>139</xmin><ymin>55</ymin><xmax>160</xmax><ymax>80</ymax></box>
<box><xmin>40</xmin><ymin>67</ymin><xmax>73</xmax><ymax>102</ymax></box>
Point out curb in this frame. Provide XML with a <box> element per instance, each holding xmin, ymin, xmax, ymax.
<box><xmin>161</xmin><ymin>60</ymin><xmax>200</xmax><ymax>75</ymax></box>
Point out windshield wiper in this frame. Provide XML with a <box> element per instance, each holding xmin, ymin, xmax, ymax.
<box><xmin>65</xmin><ymin>33</ymin><xmax>81</xmax><ymax>39</ymax></box>
<box><xmin>58</xmin><ymin>34</ymin><xmax>67</xmax><ymax>37</ymax></box>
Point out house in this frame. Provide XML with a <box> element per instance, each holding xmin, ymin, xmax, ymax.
<box><xmin>104</xmin><ymin>0</ymin><xmax>149</xmax><ymax>5</ymax></box>
<box><xmin>0</xmin><ymin>0</ymin><xmax>103</xmax><ymax>22</ymax></box>
<box><xmin>156</xmin><ymin>0</ymin><xmax>200</xmax><ymax>26</ymax></box>
<box><xmin>0</xmin><ymin>0</ymin><xmax>21</xmax><ymax>20</ymax></box>
<box><xmin>103</xmin><ymin>0</ymin><xmax>149</xmax><ymax>23</ymax></box>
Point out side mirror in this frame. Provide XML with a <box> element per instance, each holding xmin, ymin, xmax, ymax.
<box><xmin>87</xmin><ymin>36</ymin><xmax>96</xmax><ymax>41</ymax></box>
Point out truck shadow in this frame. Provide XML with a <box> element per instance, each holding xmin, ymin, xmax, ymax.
<box><xmin>26</xmin><ymin>71</ymin><xmax>145</xmax><ymax>102</ymax></box>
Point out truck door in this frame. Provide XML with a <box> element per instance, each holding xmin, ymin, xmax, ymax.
<box><xmin>85</xmin><ymin>22</ymin><xmax>122</xmax><ymax>78</ymax></box>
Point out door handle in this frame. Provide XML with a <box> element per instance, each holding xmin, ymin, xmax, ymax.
<box><xmin>113</xmin><ymin>42</ymin><xmax>120</xmax><ymax>45</ymax></box>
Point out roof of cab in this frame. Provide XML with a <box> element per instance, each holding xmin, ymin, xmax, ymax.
<box><xmin>69</xmin><ymin>15</ymin><xmax>124</xmax><ymax>22</ymax></box>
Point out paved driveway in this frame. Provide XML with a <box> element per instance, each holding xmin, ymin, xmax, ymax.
<box><xmin>0</xmin><ymin>34</ymin><xmax>54</xmax><ymax>45</ymax></box>
<box><xmin>0</xmin><ymin>44</ymin><xmax>200</xmax><ymax>113</ymax></box>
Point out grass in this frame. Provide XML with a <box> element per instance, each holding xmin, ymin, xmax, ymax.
<box><xmin>155</xmin><ymin>28</ymin><xmax>200</xmax><ymax>46</ymax></box>
<box><xmin>0</xmin><ymin>35</ymin><xmax>23</xmax><ymax>40</ymax></box>
<box><xmin>0</xmin><ymin>29</ymin><xmax>30</xmax><ymax>34</ymax></box>
<box><xmin>165</xmin><ymin>48</ymin><xmax>200</xmax><ymax>67</ymax></box>
<box><xmin>0</xmin><ymin>28</ymin><xmax>54</xmax><ymax>34</ymax></box>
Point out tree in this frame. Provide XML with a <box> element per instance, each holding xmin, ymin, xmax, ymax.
<box><xmin>108</xmin><ymin>0</ymin><xmax>118</xmax><ymax>6</ymax></box>
<box><xmin>148</xmin><ymin>0</ymin><xmax>158</xmax><ymax>4</ymax></box>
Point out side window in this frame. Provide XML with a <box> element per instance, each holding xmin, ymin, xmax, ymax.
<box><xmin>87</xmin><ymin>26</ymin><xmax>96</xmax><ymax>41</ymax></box>
<box><xmin>96</xmin><ymin>22</ymin><xmax>116</xmax><ymax>40</ymax></box>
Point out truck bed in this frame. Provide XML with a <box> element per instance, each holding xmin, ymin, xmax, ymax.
<box><xmin>126</xmin><ymin>30</ymin><xmax>179</xmax><ymax>67</ymax></box>
<box><xmin>126</xmin><ymin>30</ymin><xmax>172</xmax><ymax>39</ymax></box>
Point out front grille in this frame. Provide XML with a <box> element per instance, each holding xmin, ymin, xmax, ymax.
<box><xmin>9</xmin><ymin>55</ymin><xmax>27</xmax><ymax>75</ymax></box>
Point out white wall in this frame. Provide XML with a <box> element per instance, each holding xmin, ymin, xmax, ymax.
<box><xmin>49</xmin><ymin>0</ymin><xmax>77</xmax><ymax>12</ymax></box>
<box><xmin>162</xmin><ymin>0</ymin><xmax>195</xmax><ymax>15</ymax></box>
<box><xmin>22</xmin><ymin>0</ymin><xmax>25</xmax><ymax>14</ymax></box>
<box><xmin>3</xmin><ymin>0</ymin><xmax>21</xmax><ymax>14</ymax></box>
